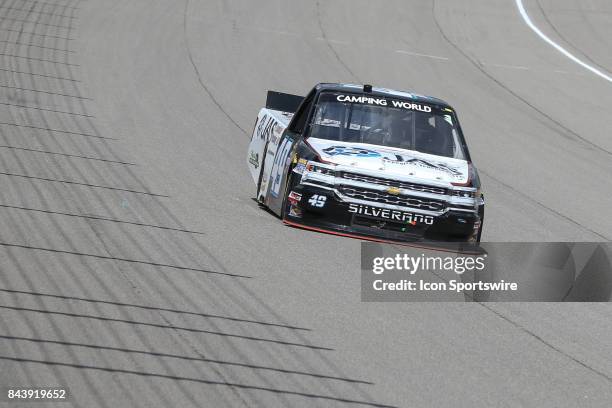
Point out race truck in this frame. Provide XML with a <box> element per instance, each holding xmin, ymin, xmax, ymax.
<box><xmin>246</xmin><ymin>83</ymin><xmax>485</xmax><ymax>243</ymax></box>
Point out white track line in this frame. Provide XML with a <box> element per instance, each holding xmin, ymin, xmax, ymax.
<box><xmin>482</xmin><ymin>62</ymin><xmax>529</xmax><ymax>70</ymax></box>
<box><xmin>516</xmin><ymin>0</ymin><xmax>612</xmax><ymax>83</ymax></box>
<box><xmin>395</xmin><ymin>49</ymin><xmax>449</xmax><ymax>61</ymax></box>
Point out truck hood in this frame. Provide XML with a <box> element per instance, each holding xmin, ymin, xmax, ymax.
<box><xmin>307</xmin><ymin>138</ymin><xmax>469</xmax><ymax>185</ymax></box>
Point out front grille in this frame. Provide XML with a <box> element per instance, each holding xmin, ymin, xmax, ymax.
<box><xmin>339</xmin><ymin>186</ymin><xmax>446</xmax><ymax>212</ymax></box>
<box><xmin>340</xmin><ymin>172</ymin><xmax>447</xmax><ymax>195</ymax></box>
<box><xmin>353</xmin><ymin>216</ymin><xmax>424</xmax><ymax>233</ymax></box>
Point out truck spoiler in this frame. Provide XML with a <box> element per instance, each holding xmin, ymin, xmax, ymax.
<box><xmin>266</xmin><ymin>91</ymin><xmax>304</xmax><ymax>113</ymax></box>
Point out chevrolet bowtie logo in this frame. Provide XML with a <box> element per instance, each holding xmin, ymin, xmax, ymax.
<box><xmin>386</xmin><ymin>186</ymin><xmax>401</xmax><ymax>195</ymax></box>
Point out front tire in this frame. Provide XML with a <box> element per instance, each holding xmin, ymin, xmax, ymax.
<box><xmin>476</xmin><ymin>198</ymin><xmax>485</xmax><ymax>242</ymax></box>
<box><xmin>280</xmin><ymin>172</ymin><xmax>294</xmax><ymax>220</ymax></box>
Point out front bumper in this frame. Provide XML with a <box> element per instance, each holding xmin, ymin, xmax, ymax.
<box><xmin>285</xmin><ymin>184</ymin><xmax>481</xmax><ymax>243</ymax></box>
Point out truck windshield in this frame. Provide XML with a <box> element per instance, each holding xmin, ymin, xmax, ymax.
<box><xmin>308</xmin><ymin>92</ymin><xmax>467</xmax><ymax>159</ymax></box>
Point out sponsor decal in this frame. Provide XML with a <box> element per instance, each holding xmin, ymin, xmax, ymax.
<box><xmin>348</xmin><ymin>203</ymin><xmax>434</xmax><ymax>225</ymax></box>
<box><xmin>288</xmin><ymin>191</ymin><xmax>303</xmax><ymax>218</ymax></box>
<box><xmin>337</xmin><ymin>94</ymin><xmax>388</xmax><ymax>106</ymax></box>
<box><xmin>322</xmin><ymin>146</ymin><xmax>381</xmax><ymax>158</ymax></box>
<box><xmin>256</xmin><ymin>114</ymin><xmax>277</xmax><ymax>141</ymax></box>
<box><xmin>271</xmin><ymin>123</ymin><xmax>284</xmax><ymax>145</ymax></box>
<box><xmin>293</xmin><ymin>163</ymin><xmax>306</xmax><ymax>175</ymax></box>
<box><xmin>307</xmin><ymin>139</ymin><xmax>468</xmax><ymax>182</ymax></box>
<box><xmin>270</xmin><ymin>137</ymin><xmax>293</xmax><ymax>198</ymax></box>
<box><xmin>248</xmin><ymin>151</ymin><xmax>259</xmax><ymax>168</ymax></box>
<box><xmin>288</xmin><ymin>191</ymin><xmax>302</xmax><ymax>205</ymax></box>
<box><xmin>289</xmin><ymin>206</ymin><xmax>303</xmax><ymax>218</ymax></box>
<box><xmin>389</xmin><ymin>100</ymin><xmax>432</xmax><ymax>112</ymax></box>
<box><xmin>382</xmin><ymin>156</ymin><xmax>463</xmax><ymax>178</ymax></box>
<box><xmin>336</xmin><ymin>94</ymin><xmax>432</xmax><ymax>112</ymax></box>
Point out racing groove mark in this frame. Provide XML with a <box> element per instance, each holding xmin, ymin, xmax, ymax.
<box><xmin>0</xmin><ymin>122</ymin><xmax>109</xmax><ymax>139</ymax></box>
<box><xmin>0</xmin><ymin>334</ymin><xmax>375</xmax><ymax>384</ymax></box>
<box><xmin>0</xmin><ymin>172</ymin><xmax>168</xmax><ymax>197</ymax></box>
<box><xmin>0</xmin><ymin>28</ymin><xmax>75</xmax><ymax>41</ymax></box>
<box><xmin>0</xmin><ymin>84</ymin><xmax>91</xmax><ymax>99</ymax></box>
<box><xmin>0</xmin><ymin>102</ymin><xmax>92</xmax><ymax>116</ymax></box>
<box><xmin>0</xmin><ymin>40</ymin><xmax>76</xmax><ymax>52</ymax></box>
<box><xmin>0</xmin><ymin>145</ymin><xmax>134</xmax><ymax>165</ymax></box>
<box><xmin>0</xmin><ymin>356</ymin><xmax>395</xmax><ymax>408</ymax></box>
<box><xmin>0</xmin><ymin>242</ymin><xmax>251</xmax><ymax>278</ymax></box>
<box><xmin>0</xmin><ymin>305</ymin><xmax>331</xmax><ymax>350</ymax></box>
<box><xmin>0</xmin><ymin>288</ymin><xmax>309</xmax><ymax>330</ymax></box>
<box><xmin>0</xmin><ymin>53</ymin><xmax>79</xmax><ymax>65</ymax></box>
<box><xmin>0</xmin><ymin>68</ymin><xmax>81</xmax><ymax>82</ymax></box>
<box><xmin>0</xmin><ymin>204</ymin><xmax>210</xmax><ymax>235</ymax></box>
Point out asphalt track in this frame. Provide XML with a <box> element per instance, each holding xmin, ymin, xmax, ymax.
<box><xmin>1</xmin><ymin>0</ymin><xmax>612</xmax><ymax>407</ymax></box>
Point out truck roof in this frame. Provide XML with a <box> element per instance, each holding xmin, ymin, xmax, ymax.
<box><xmin>314</xmin><ymin>83</ymin><xmax>452</xmax><ymax>109</ymax></box>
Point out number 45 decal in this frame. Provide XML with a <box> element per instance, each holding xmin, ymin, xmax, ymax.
<box><xmin>308</xmin><ymin>194</ymin><xmax>327</xmax><ymax>208</ymax></box>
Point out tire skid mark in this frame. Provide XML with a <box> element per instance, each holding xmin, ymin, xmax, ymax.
<box><xmin>0</xmin><ymin>242</ymin><xmax>251</xmax><ymax>278</ymax></box>
<box><xmin>0</xmin><ymin>204</ymin><xmax>212</xmax><ymax>235</ymax></box>
<box><xmin>0</xmin><ymin>4</ymin><xmax>121</xmax><ymax>407</ymax></box>
<box><xmin>0</xmin><ymin>17</ymin><xmax>73</xmax><ymax>30</ymax></box>
<box><xmin>0</xmin><ymin>289</ymin><xmax>310</xmax><ymax>330</ymax></box>
<box><xmin>0</xmin><ymin>145</ymin><xmax>133</xmax><ymax>165</ymax></box>
<box><xmin>0</xmin><ymin>52</ymin><xmax>79</xmax><ymax>65</ymax></box>
<box><xmin>0</xmin><ymin>334</ymin><xmax>377</xmax><ymax>384</ymax></box>
<box><xmin>0</xmin><ymin>67</ymin><xmax>81</xmax><ymax>81</ymax></box>
<box><xmin>0</xmin><ymin>171</ymin><xmax>168</xmax><ymax>197</ymax></box>
<box><xmin>0</xmin><ymin>6</ymin><xmax>77</xmax><ymax>19</ymax></box>
<box><xmin>0</xmin><ymin>306</ymin><xmax>328</xmax><ymax>349</ymax></box>
<box><xmin>0</xmin><ymin>356</ymin><xmax>396</xmax><ymax>408</ymax></box>
<box><xmin>0</xmin><ymin>40</ymin><xmax>75</xmax><ymax>52</ymax></box>
<box><xmin>0</xmin><ymin>83</ymin><xmax>90</xmax><ymax>98</ymax></box>
<box><xmin>3</xmin><ymin>0</ymin><xmax>80</xmax><ymax>11</ymax></box>
<box><xmin>0</xmin><ymin>28</ymin><xmax>75</xmax><ymax>40</ymax></box>
<box><xmin>0</xmin><ymin>122</ymin><xmax>110</xmax><ymax>138</ymax></box>
<box><xmin>0</xmin><ymin>102</ymin><xmax>91</xmax><ymax>116</ymax></box>
<box><xmin>0</xmin><ymin>1</ymin><xmax>387</xmax><ymax>406</ymax></box>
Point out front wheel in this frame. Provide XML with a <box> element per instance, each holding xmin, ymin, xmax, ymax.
<box><xmin>476</xmin><ymin>198</ymin><xmax>485</xmax><ymax>242</ymax></box>
<box><xmin>280</xmin><ymin>172</ymin><xmax>294</xmax><ymax>220</ymax></box>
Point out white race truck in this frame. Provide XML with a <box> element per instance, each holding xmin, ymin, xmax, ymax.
<box><xmin>247</xmin><ymin>83</ymin><xmax>484</xmax><ymax>243</ymax></box>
